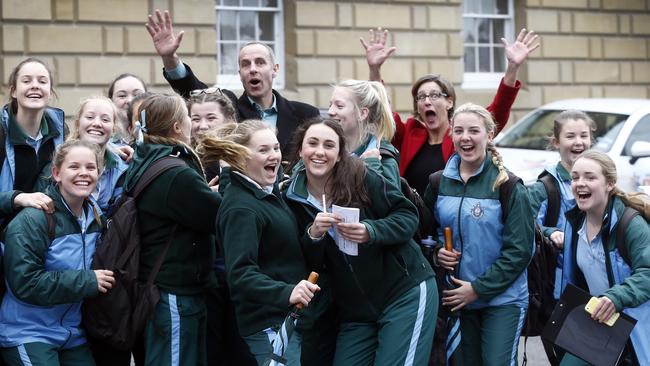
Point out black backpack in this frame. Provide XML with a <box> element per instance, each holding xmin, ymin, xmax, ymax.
<box><xmin>378</xmin><ymin>148</ymin><xmax>434</xmax><ymax>242</ymax></box>
<box><xmin>522</xmin><ymin>173</ymin><xmax>561</xmax><ymax>338</ymax></box>
<box><xmin>82</xmin><ymin>156</ymin><xmax>186</xmax><ymax>351</ymax></box>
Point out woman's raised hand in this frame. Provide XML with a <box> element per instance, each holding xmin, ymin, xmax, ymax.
<box><xmin>360</xmin><ymin>27</ymin><xmax>396</xmax><ymax>81</ymax></box>
<box><xmin>502</xmin><ymin>28</ymin><xmax>540</xmax><ymax>67</ymax></box>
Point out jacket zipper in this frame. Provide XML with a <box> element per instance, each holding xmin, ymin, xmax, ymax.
<box><xmin>455</xmin><ymin>184</ymin><xmax>467</xmax><ymax>279</ymax></box>
<box><xmin>342</xmin><ymin>252</ymin><xmax>380</xmax><ymax>317</ymax></box>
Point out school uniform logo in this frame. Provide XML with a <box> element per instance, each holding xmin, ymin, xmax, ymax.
<box><xmin>470</xmin><ymin>202</ymin><xmax>484</xmax><ymax>219</ymax></box>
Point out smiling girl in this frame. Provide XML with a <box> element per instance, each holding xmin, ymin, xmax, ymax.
<box><xmin>426</xmin><ymin>103</ymin><xmax>534</xmax><ymax>365</ymax></box>
<box><xmin>1</xmin><ymin>58</ymin><xmax>66</xmax><ymax>226</ymax></box>
<box><xmin>36</xmin><ymin>97</ymin><xmax>129</xmax><ymax>214</ymax></box>
<box><xmin>327</xmin><ymin>80</ymin><xmax>399</xmax><ymax>187</ymax></box>
<box><xmin>527</xmin><ymin>110</ymin><xmax>597</xmax><ymax>363</ymax></box>
<box><xmin>202</xmin><ymin>120</ymin><xmax>318</xmax><ymax>365</ymax></box>
<box><xmin>559</xmin><ymin>151</ymin><xmax>650</xmax><ymax>366</ymax></box>
<box><xmin>284</xmin><ymin>118</ymin><xmax>436</xmax><ymax>365</ymax></box>
<box><xmin>0</xmin><ymin>140</ymin><xmax>114</xmax><ymax>365</ymax></box>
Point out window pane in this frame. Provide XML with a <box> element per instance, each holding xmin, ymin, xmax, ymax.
<box><xmin>478</xmin><ymin>19</ymin><xmax>490</xmax><ymax>43</ymax></box>
<box><xmin>463</xmin><ymin>18</ymin><xmax>476</xmax><ymax>43</ymax></box>
<box><xmin>464</xmin><ymin>0</ymin><xmax>479</xmax><ymax>13</ymax></box>
<box><xmin>492</xmin><ymin>19</ymin><xmax>504</xmax><ymax>44</ymax></box>
<box><xmin>493</xmin><ymin>47</ymin><xmax>505</xmax><ymax>72</ymax></box>
<box><xmin>223</xmin><ymin>0</ymin><xmax>239</xmax><ymax>6</ymax></box>
<box><xmin>240</xmin><ymin>11</ymin><xmax>256</xmax><ymax>40</ymax></box>
<box><xmin>219</xmin><ymin>10</ymin><xmax>237</xmax><ymax>40</ymax></box>
<box><xmin>242</xmin><ymin>0</ymin><xmax>257</xmax><ymax>6</ymax></box>
<box><xmin>259</xmin><ymin>11</ymin><xmax>274</xmax><ymax>41</ymax></box>
<box><xmin>464</xmin><ymin>46</ymin><xmax>476</xmax><ymax>72</ymax></box>
<box><xmin>478</xmin><ymin>46</ymin><xmax>490</xmax><ymax>72</ymax></box>
<box><xmin>220</xmin><ymin>43</ymin><xmax>239</xmax><ymax>74</ymax></box>
<box><xmin>497</xmin><ymin>0</ymin><xmax>509</xmax><ymax>14</ymax></box>
<box><xmin>261</xmin><ymin>0</ymin><xmax>277</xmax><ymax>6</ymax></box>
<box><xmin>482</xmin><ymin>0</ymin><xmax>497</xmax><ymax>14</ymax></box>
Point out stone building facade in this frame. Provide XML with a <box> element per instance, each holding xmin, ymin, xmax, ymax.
<box><xmin>1</xmin><ymin>0</ymin><xmax>649</xmax><ymax>123</ymax></box>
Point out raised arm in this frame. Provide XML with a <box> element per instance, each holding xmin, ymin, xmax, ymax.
<box><xmin>145</xmin><ymin>9</ymin><xmax>184</xmax><ymax>71</ymax></box>
<box><xmin>501</xmin><ymin>28</ymin><xmax>540</xmax><ymax>87</ymax></box>
<box><xmin>487</xmin><ymin>29</ymin><xmax>540</xmax><ymax>133</ymax></box>
<box><xmin>360</xmin><ymin>27</ymin><xmax>396</xmax><ymax>82</ymax></box>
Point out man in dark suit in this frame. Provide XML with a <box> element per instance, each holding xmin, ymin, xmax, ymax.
<box><xmin>146</xmin><ymin>9</ymin><xmax>320</xmax><ymax>154</ymax></box>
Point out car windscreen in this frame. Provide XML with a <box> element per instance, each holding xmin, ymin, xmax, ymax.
<box><xmin>496</xmin><ymin>109</ymin><xmax>629</xmax><ymax>151</ymax></box>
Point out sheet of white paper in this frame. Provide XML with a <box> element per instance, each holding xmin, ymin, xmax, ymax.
<box><xmin>332</xmin><ymin>204</ymin><xmax>360</xmax><ymax>256</ymax></box>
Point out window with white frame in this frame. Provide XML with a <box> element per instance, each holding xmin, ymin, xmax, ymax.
<box><xmin>215</xmin><ymin>0</ymin><xmax>284</xmax><ymax>89</ymax></box>
<box><xmin>462</xmin><ymin>0</ymin><xmax>514</xmax><ymax>89</ymax></box>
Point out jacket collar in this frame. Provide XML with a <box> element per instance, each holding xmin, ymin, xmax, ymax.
<box><xmin>231</xmin><ymin>170</ymin><xmax>278</xmax><ymax>199</ymax></box>
<box><xmin>443</xmin><ymin>151</ymin><xmax>491</xmax><ymax>182</ymax></box>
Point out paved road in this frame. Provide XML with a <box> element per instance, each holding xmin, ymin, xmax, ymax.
<box><xmin>518</xmin><ymin>336</ymin><xmax>550</xmax><ymax>366</ymax></box>
<box><xmin>130</xmin><ymin>336</ymin><xmax>552</xmax><ymax>365</ymax></box>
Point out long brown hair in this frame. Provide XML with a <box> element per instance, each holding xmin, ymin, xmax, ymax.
<box><xmin>288</xmin><ymin>118</ymin><xmax>369</xmax><ymax>207</ymax></box>
<box><xmin>7</xmin><ymin>57</ymin><xmax>57</xmax><ymax>115</ymax></box>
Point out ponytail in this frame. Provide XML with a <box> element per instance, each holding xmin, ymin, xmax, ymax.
<box><xmin>196</xmin><ymin>134</ymin><xmax>250</xmax><ymax>173</ymax></box>
<box><xmin>487</xmin><ymin>142</ymin><xmax>509</xmax><ymax>191</ymax></box>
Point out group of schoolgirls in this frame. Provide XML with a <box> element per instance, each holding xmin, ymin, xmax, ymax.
<box><xmin>1</xmin><ymin>42</ymin><xmax>649</xmax><ymax>366</ymax></box>
<box><xmin>0</xmin><ymin>58</ymin><xmax>239</xmax><ymax>366</ymax></box>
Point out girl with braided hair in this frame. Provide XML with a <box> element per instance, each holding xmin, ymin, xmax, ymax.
<box><xmin>423</xmin><ymin>103</ymin><xmax>534</xmax><ymax>365</ymax></box>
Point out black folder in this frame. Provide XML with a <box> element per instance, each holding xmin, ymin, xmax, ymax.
<box><xmin>542</xmin><ymin>284</ymin><xmax>637</xmax><ymax>366</ymax></box>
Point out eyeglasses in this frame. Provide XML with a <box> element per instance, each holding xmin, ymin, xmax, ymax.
<box><xmin>190</xmin><ymin>87</ymin><xmax>223</xmax><ymax>97</ymax></box>
<box><xmin>415</xmin><ymin>91</ymin><xmax>448</xmax><ymax>102</ymax></box>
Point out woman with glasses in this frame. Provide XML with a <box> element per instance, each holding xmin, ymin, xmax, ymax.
<box><xmin>362</xmin><ymin>28</ymin><xmax>540</xmax><ymax>195</ymax></box>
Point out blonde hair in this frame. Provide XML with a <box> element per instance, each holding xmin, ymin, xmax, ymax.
<box><xmin>576</xmin><ymin>150</ymin><xmax>650</xmax><ymax>219</ymax></box>
<box><xmin>138</xmin><ymin>94</ymin><xmax>205</xmax><ymax>175</ymax></box>
<box><xmin>452</xmin><ymin>103</ymin><xmax>508</xmax><ymax>191</ymax></box>
<box><xmin>197</xmin><ymin>119</ymin><xmax>273</xmax><ymax>173</ymax></box>
<box><xmin>336</xmin><ymin>80</ymin><xmax>395</xmax><ymax>146</ymax></box>
<box><xmin>69</xmin><ymin>96</ymin><xmax>119</xmax><ymax>148</ymax></box>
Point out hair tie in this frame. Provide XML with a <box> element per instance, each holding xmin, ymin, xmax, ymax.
<box><xmin>134</xmin><ymin>109</ymin><xmax>148</xmax><ymax>145</ymax></box>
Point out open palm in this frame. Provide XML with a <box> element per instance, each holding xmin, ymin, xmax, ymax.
<box><xmin>502</xmin><ymin>28</ymin><xmax>540</xmax><ymax>66</ymax></box>
<box><xmin>145</xmin><ymin>9</ymin><xmax>184</xmax><ymax>57</ymax></box>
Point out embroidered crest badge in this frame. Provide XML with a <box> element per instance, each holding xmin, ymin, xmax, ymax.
<box><xmin>470</xmin><ymin>202</ymin><xmax>484</xmax><ymax>219</ymax></box>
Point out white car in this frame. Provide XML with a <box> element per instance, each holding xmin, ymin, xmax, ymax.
<box><xmin>494</xmin><ymin>99</ymin><xmax>650</xmax><ymax>193</ymax></box>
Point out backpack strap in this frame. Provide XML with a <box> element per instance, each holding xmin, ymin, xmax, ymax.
<box><xmin>540</xmin><ymin>173</ymin><xmax>561</xmax><ymax>228</ymax></box>
<box><xmin>44</xmin><ymin>211</ymin><xmax>56</xmax><ymax>243</ymax></box>
<box><xmin>428</xmin><ymin>171</ymin><xmax>443</xmax><ymax>201</ymax></box>
<box><xmin>130</xmin><ymin>156</ymin><xmax>187</xmax><ymax>199</ymax></box>
<box><xmin>0</xmin><ymin>120</ymin><xmax>5</xmax><ymax>173</ymax></box>
<box><xmin>616</xmin><ymin>207</ymin><xmax>639</xmax><ymax>267</ymax></box>
<box><xmin>378</xmin><ymin>147</ymin><xmax>398</xmax><ymax>162</ymax></box>
<box><xmin>498</xmin><ymin>171</ymin><xmax>522</xmax><ymax>221</ymax></box>
<box><xmin>130</xmin><ymin>155</ymin><xmax>187</xmax><ymax>286</ymax></box>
